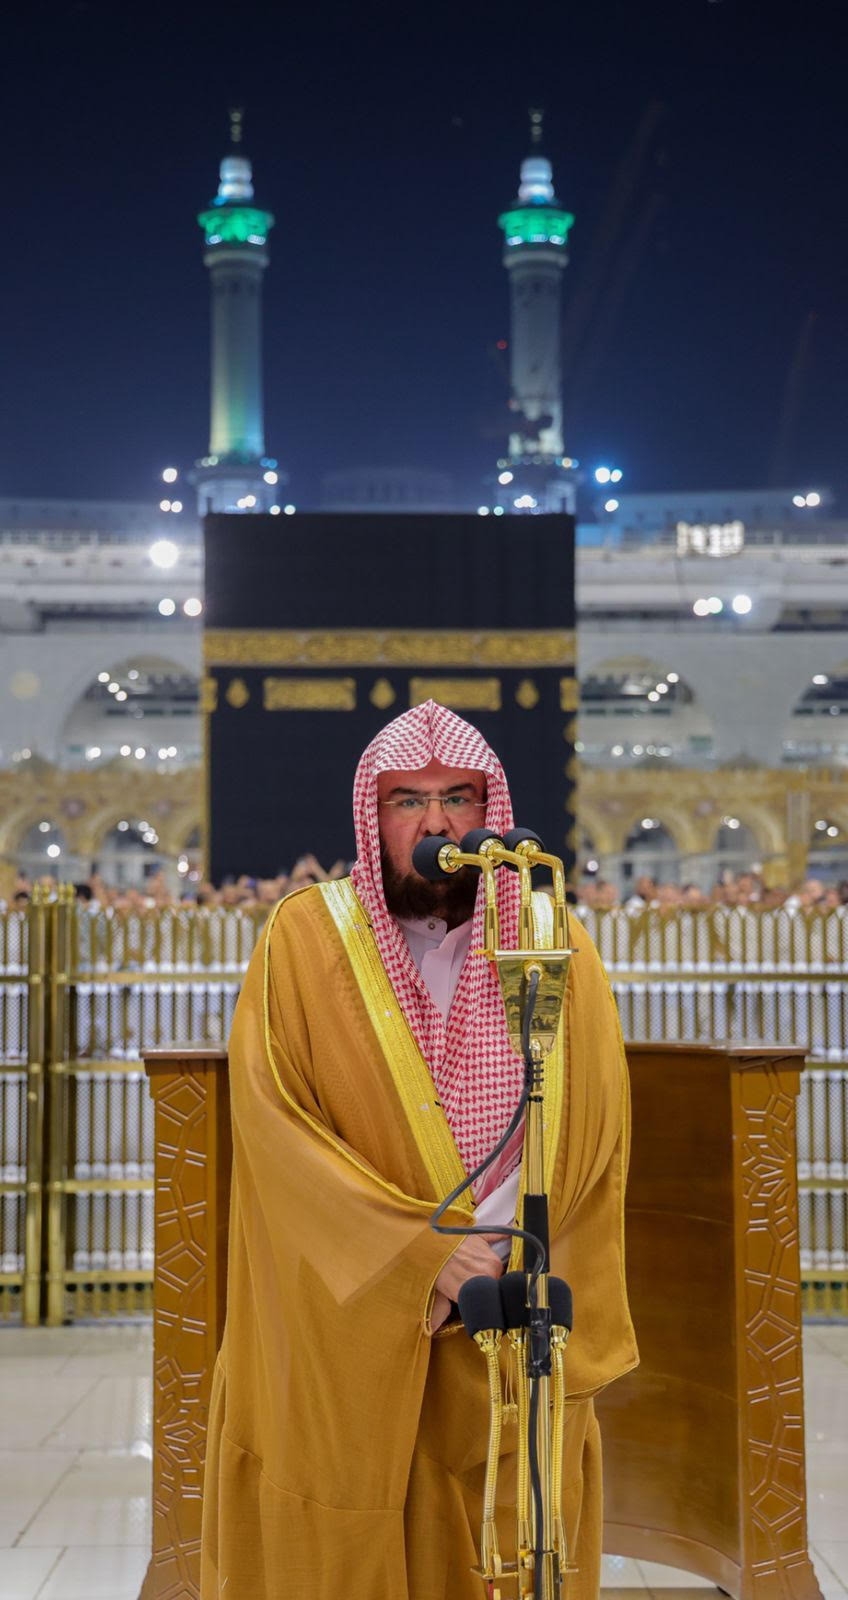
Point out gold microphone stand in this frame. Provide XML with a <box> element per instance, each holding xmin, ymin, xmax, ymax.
<box><xmin>432</xmin><ymin>831</ymin><xmax>575</xmax><ymax>1599</ymax></box>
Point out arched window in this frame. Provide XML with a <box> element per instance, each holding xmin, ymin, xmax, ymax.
<box><xmin>60</xmin><ymin>656</ymin><xmax>200</xmax><ymax>768</ymax></box>
<box><xmin>94</xmin><ymin>821</ymin><xmax>163</xmax><ymax>889</ymax></box>
<box><xmin>17</xmin><ymin>820</ymin><xmax>68</xmax><ymax>880</ymax></box>
<box><xmin>578</xmin><ymin>656</ymin><xmax>712</xmax><ymax>765</ymax></box>
<box><xmin>713</xmin><ymin>817</ymin><xmax>761</xmax><ymax>876</ymax></box>
<box><xmin>176</xmin><ymin>824</ymin><xmax>203</xmax><ymax>886</ymax></box>
<box><xmin>785</xmin><ymin>663</ymin><xmax>848</xmax><ymax>765</ymax></box>
<box><xmin>808</xmin><ymin>816</ymin><xmax>848</xmax><ymax>883</ymax></box>
<box><xmin>620</xmin><ymin>819</ymin><xmax>679</xmax><ymax>886</ymax></box>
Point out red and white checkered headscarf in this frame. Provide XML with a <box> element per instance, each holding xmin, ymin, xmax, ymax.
<box><xmin>350</xmin><ymin>700</ymin><xmax>523</xmax><ymax>1180</ymax></box>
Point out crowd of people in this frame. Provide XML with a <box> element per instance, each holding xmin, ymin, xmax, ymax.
<box><xmin>6</xmin><ymin>861</ymin><xmax>848</xmax><ymax>915</ymax></box>
<box><xmin>578</xmin><ymin>871</ymin><xmax>848</xmax><ymax>913</ymax></box>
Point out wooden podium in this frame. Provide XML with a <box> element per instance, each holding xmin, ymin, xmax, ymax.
<box><xmin>141</xmin><ymin>1042</ymin><xmax>822</xmax><ymax>1600</ymax></box>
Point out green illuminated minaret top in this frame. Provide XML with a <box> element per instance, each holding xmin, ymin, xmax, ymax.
<box><xmin>497</xmin><ymin>108</ymin><xmax>574</xmax><ymax>251</ymax></box>
<box><xmin>195</xmin><ymin>109</ymin><xmax>279</xmax><ymax>508</ymax></box>
<box><xmin>197</xmin><ymin>108</ymin><xmax>275</xmax><ymax>251</ymax></box>
<box><xmin>495</xmin><ymin>110</ymin><xmax>577</xmax><ymax>509</ymax></box>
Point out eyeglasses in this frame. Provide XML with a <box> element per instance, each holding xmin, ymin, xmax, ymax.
<box><xmin>379</xmin><ymin>794</ymin><xmax>487</xmax><ymax>816</ymax></box>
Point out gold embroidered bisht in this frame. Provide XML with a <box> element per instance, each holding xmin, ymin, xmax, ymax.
<box><xmin>200</xmin><ymin>880</ymin><xmax>638</xmax><ymax>1600</ymax></box>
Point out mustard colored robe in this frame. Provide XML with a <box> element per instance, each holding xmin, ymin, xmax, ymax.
<box><xmin>200</xmin><ymin>881</ymin><xmax>638</xmax><ymax>1600</ymax></box>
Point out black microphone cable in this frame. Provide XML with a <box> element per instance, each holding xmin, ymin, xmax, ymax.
<box><xmin>428</xmin><ymin>966</ymin><xmax>545</xmax><ymax>1279</ymax></box>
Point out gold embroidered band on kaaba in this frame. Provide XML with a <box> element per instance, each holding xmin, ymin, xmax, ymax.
<box><xmin>204</xmin><ymin>628</ymin><xmax>576</xmax><ymax>669</ymax></box>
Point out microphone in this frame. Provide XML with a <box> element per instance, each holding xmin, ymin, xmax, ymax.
<box><xmin>411</xmin><ymin>837</ymin><xmax>459</xmax><ymax>880</ymax></box>
<box><xmin>501</xmin><ymin>827</ymin><xmax>545</xmax><ymax>860</ymax></box>
<box><xmin>411</xmin><ymin>833</ymin><xmax>506</xmax><ymax>954</ymax></box>
<box><xmin>458</xmin><ymin>1275</ymin><xmax>506</xmax><ymax>1340</ymax></box>
<box><xmin>502</xmin><ymin>828</ymin><xmax>571</xmax><ymax>951</ymax></box>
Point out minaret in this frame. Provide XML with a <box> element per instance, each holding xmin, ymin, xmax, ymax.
<box><xmin>495</xmin><ymin>111</ymin><xmax>576</xmax><ymax>514</ymax></box>
<box><xmin>194</xmin><ymin>110</ymin><xmax>283</xmax><ymax>515</ymax></box>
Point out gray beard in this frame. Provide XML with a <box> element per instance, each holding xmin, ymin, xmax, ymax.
<box><xmin>381</xmin><ymin>851</ymin><xmax>478</xmax><ymax>928</ymax></box>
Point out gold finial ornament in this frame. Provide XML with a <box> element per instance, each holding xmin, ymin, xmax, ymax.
<box><xmin>370</xmin><ymin>678</ymin><xmax>397</xmax><ymax>710</ymax></box>
<box><xmin>225</xmin><ymin>677</ymin><xmax>250</xmax><ymax>709</ymax></box>
<box><xmin>516</xmin><ymin>678</ymin><xmax>540</xmax><ymax>710</ymax></box>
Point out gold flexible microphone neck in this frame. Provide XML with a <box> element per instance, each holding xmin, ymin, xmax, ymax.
<box><xmin>412</xmin><ymin>837</ymin><xmax>502</xmax><ymax>953</ymax></box>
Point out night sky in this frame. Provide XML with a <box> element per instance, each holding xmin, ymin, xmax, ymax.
<box><xmin>5</xmin><ymin>0</ymin><xmax>847</xmax><ymax>507</ymax></box>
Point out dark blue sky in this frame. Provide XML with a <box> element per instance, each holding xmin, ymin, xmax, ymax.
<box><xmin>4</xmin><ymin>0</ymin><xmax>847</xmax><ymax>506</ymax></box>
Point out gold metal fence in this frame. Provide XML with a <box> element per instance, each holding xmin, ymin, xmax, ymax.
<box><xmin>580</xmin><ymin>905</ymin><xmax>848</xmax><ymax>1317</ymax></box>
<box><xmin>1</xmin><ymin>897</ymin><xmax>845</xmax><ymax>1322</ymax></box>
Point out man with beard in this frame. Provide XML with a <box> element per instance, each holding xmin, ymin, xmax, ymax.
<box><xmin>200</xmin><ymin>701</ymin><xmax>637</xmax><ymax>1600</ymax></box>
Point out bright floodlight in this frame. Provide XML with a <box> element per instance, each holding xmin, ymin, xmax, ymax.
<box><xmin>667</xmin><ymin>671</ymin><xmax>679</xmax><ymax>683</ymax></box>
<box><xmin>85</xmin><ymin>746</ymin><xmax>101</xmax><ymax>760</ymax></box>
<box><xmin>594</xmin><ymin>467</ymin><xmax>611</xmax><ymax>484</ymax></box>
<box><xmin>707</xmin><ymin>596</ymin><xmax>723</xmax><ymax>614</ymax></box>
<box><xmin>115</xmin><ymin>690</ymin><xmax>127</xmax><ymax>701</ymax></box>
<box><xmin>477</xmin><ymin>506</ymin><xmax>490</xmax><ymax>516</ymax></box>
<box><xmin>149</xmin><ymin>538</ymin><xmax>179</xmax><ymax>569</ymax></box>
<box><xmin>732</xmin><ymin>594</ymin><xmax>752</xmax><ymax>615</ymax></box>
<box><xmin>284</xmin><ymin>504</ymin><xmax>296</xmax><ymax>515</ymax></box>
<box><xmin>812</xmin><ymin>674</ymin><xmax>828</xmax><ymax>685</ymax></box>
<box><xmin>269</xmin><ymin>505</ymin><xmax>281</xmax><ymax>515</ymax></box>
<box><xmin>792</xmin><ymin>494</ymin><xmax>806</xmax><ymax>508</ymax></box>
<box><xmin>498</xmin><ymin>470</ymin><xmax>513</xmax><ymax>485</ymax></box>
<box><xmin>647</xmin><ymin>690</ymin><xmax>660</xmax><ymax>702</ymax></box>
<box><xmin>171</xmin><ymin>500</ymin><xmax>183</xmax><ymax>514</ymax></box>
<box><xmin>805</xmin><ymin>491</ymin><xmax>821</xmax><ymax>507</ymax></box>
<box><xmin>134</xmin><ymin>748</ymin><xmax>146</xmax><ymax>760</ymax></box>
<box><xmin>610</xmin><ymin>468</ymin><xmax>623</xmax><ymax>483</ymax></box>
<box><xmin>183</xmin><ymin>597</ymin><xmax>203</xmax><ymax>617</ymax></box>
<box><xmin>158</xmin><ymin>598</ymin><xmax>176</xmax><ymax>616</ymax></box>
<box><xmin>263</xmin><ymin>470</ymin><xmax>278</xmax><ymax>485</ymax></box>
<box><xmin>120</xmin><ymin>744</ymin><xmax>131</xmax><ymax>757</ymax></box>
<box><xmin>162</xmin><ymin>467</ymin><xmax>178</xmax><ymax>483</ymax></box>
<box><xmin>693</xmin><ymin>598</ymin><xmax>710</xmax><ymax>616</ymax></box>
<box><xmin>46</xmin><ymin>843</ymin><xmax>61</xmax><ymax>858</ymax></box>
<box><xmin>604</xmin><ymin>498</ymin><xmax>619</xmax><ymax>512</ymax></box>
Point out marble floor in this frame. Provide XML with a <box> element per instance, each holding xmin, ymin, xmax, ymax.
<box><xmin>0</xmin><ymin>1321</ymin><xmax>845</xmax><ymax>1600</ymax></box>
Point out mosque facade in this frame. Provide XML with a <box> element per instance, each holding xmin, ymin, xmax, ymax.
<box><xmin>1</xmin><ymin>120</ymin><xmax>846</xmax><ymax>894</ymax></box>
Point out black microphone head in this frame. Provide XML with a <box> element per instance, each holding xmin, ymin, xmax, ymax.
<box><xmin>548</xmin><ymin>1275</ymin><xmax>573</xmax><ymax>1332</ymax></box>
<box><xmin>500</xmin><ymin>1270</ymin><xmax>529</xmax><ymax>1330</ymax></box>
<box><xmin>459</xmin><ymin>827</ymin><xmax>504</xmax><ymax>857</ymax></box>
<box><xmin>457</xmin><ymin>1275</ymin><xmax>506</xmax><ymax>1339</ymax></box>
<box><xmin>411</xmin><ymin>837</ymin><xmax>455</xmax><ymax>881</ymax></box>
<box><xmin>503</xmin><ymin>827</ymin><xmax>545</xmax><ymax>856</ymax></box>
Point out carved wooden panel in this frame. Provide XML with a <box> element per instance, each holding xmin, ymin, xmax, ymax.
<box><xmin>141</xmin><ymin>1050</ymin><xmax>230</xmax><ymax>1600</ymax></box>
<box><xmin>734</xmin><ymin>1062</ymin><xmax>821</xmax><ymax>1600</ymax></box>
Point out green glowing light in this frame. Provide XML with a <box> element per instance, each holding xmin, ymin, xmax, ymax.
<box><xmin>197</xmin><ymin>206</ymin><xmax>275</xmax><ymax>246</ymax></box>
<box><xmin>498</xmin><ymin>206</ymin><xmax>575</xmax><ymax>248</ymax></box>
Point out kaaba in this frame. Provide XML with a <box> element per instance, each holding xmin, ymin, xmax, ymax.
<box><xmin>203</xmin><ymin>511</ymin><xmax>576</xmax><ymax>883</ymax></box>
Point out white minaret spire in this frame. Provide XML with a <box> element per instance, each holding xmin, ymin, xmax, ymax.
<box><xmin>495</xmin><ymin>111</ymin><xmax>577</xmax><ymax>514</ymax></box>
<box><xmin>194</xmin><ymin>110</ymin><xmax>285</xmax><ymax>515</ymax></box>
